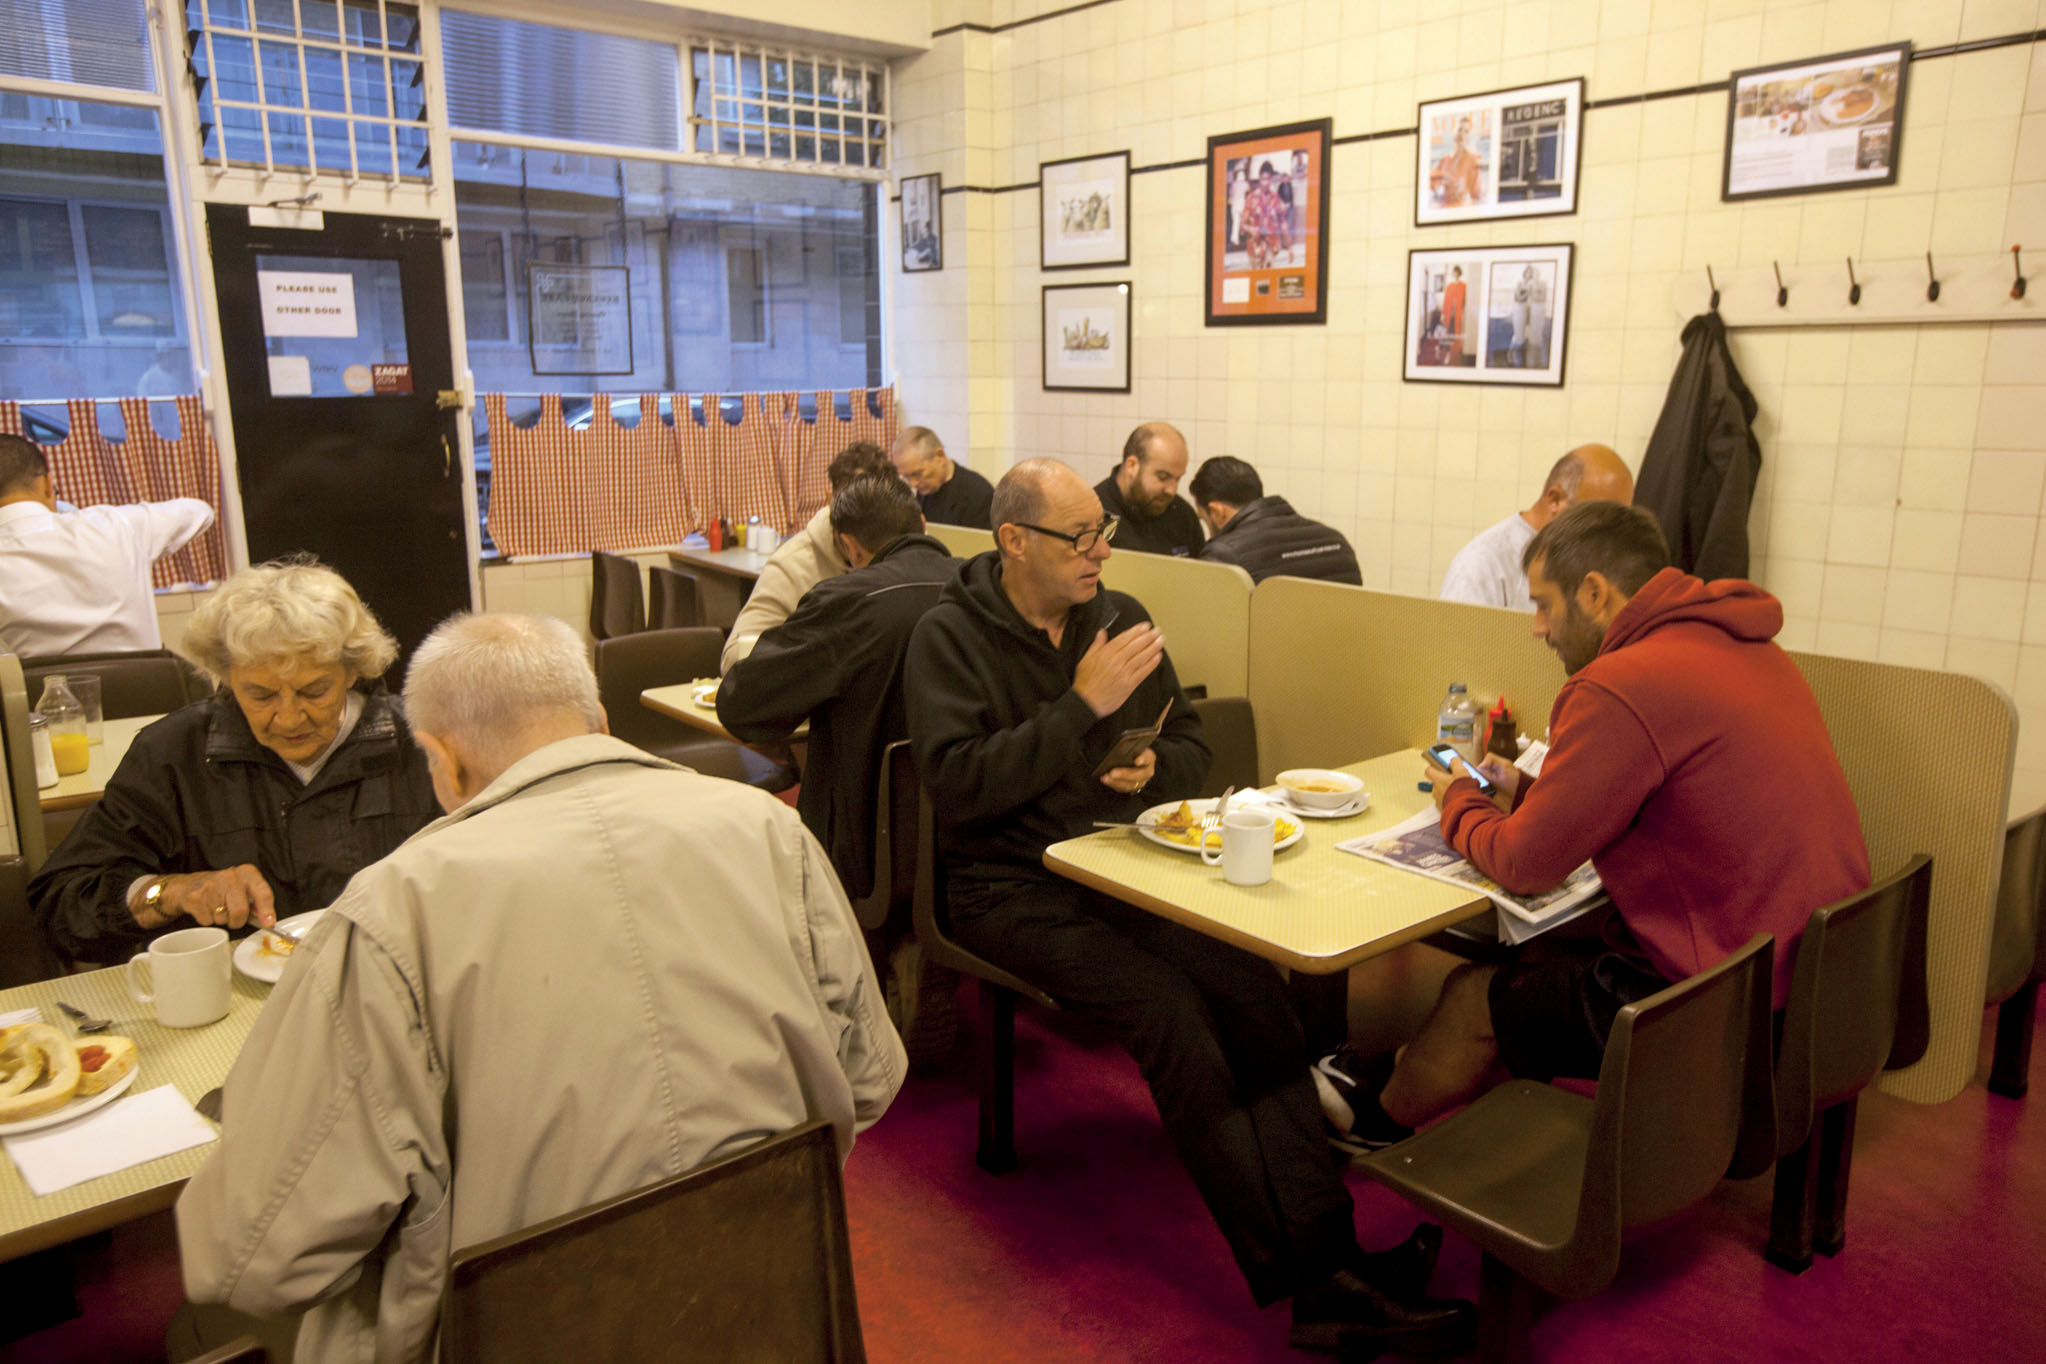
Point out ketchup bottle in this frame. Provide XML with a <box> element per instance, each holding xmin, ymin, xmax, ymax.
<box><xmin>1485</xmin><ymin>697</ymin><xmax>1519</xmax><ymax>761</ymax></box>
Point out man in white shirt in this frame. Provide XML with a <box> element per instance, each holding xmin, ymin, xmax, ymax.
<box><xmin>1438</xmin><ymin>444</ymin><xmax>1632</xmax><ymax>609</ymax></box>
<box><xmin>0</xmin><ymin>433</ymin><xmax>214</xmax><ymax>656</ymax></box>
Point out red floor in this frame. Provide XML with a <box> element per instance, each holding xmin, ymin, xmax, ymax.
<box><xmin>8</xmin><ymin>991</ymin><xmax>2043</xmax><ymax>1363</ymax></box>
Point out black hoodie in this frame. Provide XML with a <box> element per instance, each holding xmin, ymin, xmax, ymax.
<box><xmin>905</xmin><ymin>550</ymin><xmax>1209</xmax><ymax>883</ymax></box>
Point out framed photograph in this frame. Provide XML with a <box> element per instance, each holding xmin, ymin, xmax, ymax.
<box><xmin>1723</xmin><ymin>43</ymin><xmax>1910</xmax><ymax>201</ymax></box>
<box><xmin>1042</xmin><ymin>281</ymin><xmax>1131</xmax><ymax>393</ymax></box>
<box><xmin>1204</xmin><ymin>118</ymin><xmax>1330</xmax><ymax>326</ymax></box>
<box><xmin>1415</xmin><ymin>78</ymin><xmax>1585</xmax><ymax>227</ymax></box>
<box><xmin>1040</xmin><ymin>150</ymin><xmax>1130</xmax><ymax>270</ymax></box>
<box><xmin>1403</xmin><ymin>244</ymin><xmax>1574</xmax><ymax>388</ymax></box>
<box><xmin>527</xmin><ymin>263</ymin><xmax>633</xmax><ymax>376</ymax></box>
<box><xmin>900</xmin><ymin>172</ymin><xmax>942</xmax><ymax>272</ymax></box>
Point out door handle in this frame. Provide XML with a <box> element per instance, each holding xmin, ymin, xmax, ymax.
<box><xmin>435</xmin><ymin>389</ymin><xmax>462</xmax><ymax>410</ymax></box>
<box><xmin>441</xmin><ymin>432</ymin><xmax>452</xmax><ymax>478</ymax></box>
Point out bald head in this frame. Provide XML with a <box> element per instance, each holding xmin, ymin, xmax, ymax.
<box><xmin>1529</xmin><ymin>443</ymin><xmax>1633</xmax><ymax>528</ymax></box>
<box><xmin>990</xmin><ymin>457</ymin><xmax>1080</xmax><ymax>549</ymax></box>
<box><xmin>1116</xmin><ymin>422</ymin><xmax>1189</xmax><ymax>518</ymax></box>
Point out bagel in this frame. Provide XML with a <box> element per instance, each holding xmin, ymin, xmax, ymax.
<box><xmin>0</xmin><ymin>1023</ymin><xmax>82</xmax><ymax>1122</ymax></box>
<box><xmin>73</xmin><ymin>1036</ymin><xmax>138</xmax><ymax>1096</ymax></box>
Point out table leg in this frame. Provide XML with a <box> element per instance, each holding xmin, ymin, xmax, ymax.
<box><xmin>1291</xmin><ymin>968</ymin><xmax>1350</xmax><ymax>1052</ymax></box>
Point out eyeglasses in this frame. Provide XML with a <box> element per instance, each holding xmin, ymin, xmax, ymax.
<box><xmin>1015</xmin><ymin>516</ymin><xmax>1118</xmax><ymax>554</ymax></box>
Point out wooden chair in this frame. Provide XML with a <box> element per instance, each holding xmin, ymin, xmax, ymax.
<box><xmin>1361</xmin><ymin>934</ymin><xmax>1776</xmax><ymax>1364</ymax></box>
<box><xmin>1762</xmin><ymin>855</ymin><xmax>1933</xmax><ymax>1272</ymax></box>
<box><xmin>592</xmin><ymin>629</ymin><xmax>793</xmax><ymax>791</ymax></box>
<box><xmin>647</xmin><ymin>565</ymin><xmax>701</xmax><ymax>630</ymax></box>
<box><xmin>443</xmin><ymin>1119</ymin><xmax>866</xmax><ymax>1364</ymax></box>
<box><xmin>1189</xmin><ymin>695</ymin><xmax>1258</xmax><ymax>796</ymax></box>
<box><xmin>1986</xmin><ymin>806</ymin><xmax>2046</xmax><ymax>1099</ymax></box>
<box><xmin>588</xmin><ymin>551</ymin><xmax>645</xmax><ymax>641</ymax></box>
<box><xmin>22</xmin><ymin>649</ymin><xmax>209</xmax><ymax>719</ymax></box>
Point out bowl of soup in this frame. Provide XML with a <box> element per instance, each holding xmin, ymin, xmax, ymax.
<box><xmin>1275</xmin><ymin>768</ymin><xmax>1365</xmax><ymax>810</ymax></box>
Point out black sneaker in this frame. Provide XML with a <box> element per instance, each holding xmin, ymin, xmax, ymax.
<box><xmin>1312</xmin><ymin>1046</ymin><xmax>1414</xmax><ymax>1154</ymax></box>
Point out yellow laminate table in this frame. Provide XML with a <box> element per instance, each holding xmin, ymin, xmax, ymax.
<box><xmin>668</xmin><ymin>544</ymin><xmax>774</xmax><ymax>632</ymax></box>
<box><xmin>0</xmin><ymin>964</ymin><xmax>267</xmax><ymax>1264</ymax></box>
<box><xmin>1043</xmin><ymin>749</ymin><xmax>1489</xmax><ymax>976</ymax></box>
<box><xmin>641</xmin><ymin>682</ymin><xmax>806</xmax><ymax>744</ymax></box>
<box><xmin>39</xmin><ymin>714</ymin><xmax>162</xmax><ymax>813</ymax></box>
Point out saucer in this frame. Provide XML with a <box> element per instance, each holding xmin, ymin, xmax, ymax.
<box><xmin>1264</xmin><ymin>789</ymin><xmax>1370</xmax><ymax>820</ymax></box>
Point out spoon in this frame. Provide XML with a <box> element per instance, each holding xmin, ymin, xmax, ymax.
<box><xmin>54</xmin><ymin>1001</ymin><xmax>112</xmax><ymax>1034</ymax></box>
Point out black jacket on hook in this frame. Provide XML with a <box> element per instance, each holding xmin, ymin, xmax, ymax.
<box><xmin>1635</xmin><ymin>311</ymin><xmax>1762</xmax><ymax>582</ymax></box>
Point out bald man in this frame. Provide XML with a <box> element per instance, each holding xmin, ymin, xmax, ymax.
<box><xmin>1439</xmin><ymin>444</ymin><xmax>1633</xmax><ymax>609</ymax></box>
<box><xmin>1096</xmin><ymin>422</ymin><xmax>1205</xmax><ymax>557</ymax></box>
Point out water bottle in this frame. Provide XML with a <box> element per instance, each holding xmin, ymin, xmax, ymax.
<box><xmin>36</xmin><ymin>675</ymin><xmax>89</xmax><ymax>777</ymax></box>
<box><xmin>1436</xmin><ymin>682</ymin><xmax>1479</xmax><ymax>765</ymax></box>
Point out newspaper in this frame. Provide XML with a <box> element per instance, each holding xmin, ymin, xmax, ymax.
<box><xmin>1337</xmin><ymin>805</ymin><xmax>1602</xmax><ymax>945</ymax></box>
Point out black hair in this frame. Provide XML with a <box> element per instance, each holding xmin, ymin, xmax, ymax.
<box><xmin>1188</xmin><ymin>456</ymin><xmax>1262</xmax><ymax>508</ymax></box>
<box><xmin>829</xmin><ymin>475</ymin><xmax>923</xmax><ymax>555</ymax></box>
<box><xmin>1523</xmin><ymin>501</ymin><xmax>1671</xmax><ymax>599</ymax></box>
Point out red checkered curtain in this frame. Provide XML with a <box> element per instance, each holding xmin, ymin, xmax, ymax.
<box><xmin>848</xmin><ymin>386</ymin><xmax>899</xmax><ymax>452</ymax></box>
<box><xmin>678</xmin><ymin>393</ymin><xmax>742</xmax><ymax>529</ymax></box>
<box><xmin>588</xmin><ymin>394</ymin><xmax>690</xmax><ymax>551</ymax></box>
<box><xmin>775</xmin><ymin>393</ymin><xmax>829</xmax><ymax>525</ymax></box>
<box><xmin>736</xmin><ymin>392</ymin><xmax>793</xmax><ymax>532</ymax></box>
<box><xmin>682</xmin><ymin>393</ymin><xmax>788</xmax><ymax>533</ymax></box>
<box><xmin>0</xmin><ymin>398</ymin><xmax>227</xmax><ymax>588</ymax></box>
<box><xmin>484</xmin><ymin>393</ymin><xmax>590</xmax><ymax>557</ymax></box>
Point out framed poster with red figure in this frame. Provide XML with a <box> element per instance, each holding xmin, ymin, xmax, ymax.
<box><xmin>1204</xmin><ymin>118</ymin><xmax>1330</xmax><ymax>326</ymax></box>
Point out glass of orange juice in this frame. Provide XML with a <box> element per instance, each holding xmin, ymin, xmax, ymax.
<box><xmin>50</xmin><ymin>730</ymin><xmax>90</xmax><ymax>776</ymax></box>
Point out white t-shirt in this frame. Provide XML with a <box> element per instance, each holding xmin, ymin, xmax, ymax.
<box><xmin>1439</xmin><ymin>512</ymin><xmax>1538</xmax><ymax>610</ymax></box>
<box><xmin>0</xmin><ymin>498</ymin><xmax>214</xmax><ymax>656</ymax></box>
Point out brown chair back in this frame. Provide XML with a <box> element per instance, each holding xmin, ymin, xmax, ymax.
<box><xmin>443</xmin><ymin>1119</ymin><xmax>866</xmax><ymax>1364</ymax></box>
<box><xmin>0</xmin><ymin>654</ymin><xmax>48</xmax><ymax>871</ymax></box>
<box><xmin>589</xmin><ymin>552</ymin><xmax>645</xmax><ymax>641</ymax></box>
<box><xmin>1189</xmin><ymin>695</ymin><xmax>1257</xmax><ymax>798</ymax></box>
<box><xmin>647</xmin><ymin>565</ymin><xmax>701</xmax><ymax>630</ymax></box>
<box><xmin>22</xmin><ymin>649</ymin><xmax>208</xmax><ymax>720</ymax></box>
<box><xmin>0</xmin><ymin>854</ymin><xmax>63</xmax><ymax>987</ymax></box>
<box><xmin>1989</xmin><ymin>808</ymin><xmax>2046</xmax><ymax>1004</ymax></box>
<box><xmin>849</xmin><ymin>740</ymin><xmax>918</xmax><ymax>933</ymax></box>
<box><xmin>591</xmin><ymin>630</ymin><xmax>791</xmax><ymax>790</ymax></box>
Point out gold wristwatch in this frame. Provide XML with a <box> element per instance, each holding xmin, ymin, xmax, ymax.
<box><xmin>139</xmin><ymin>876</ymin><xmax>170</xmax><ymax>920</ymax></box>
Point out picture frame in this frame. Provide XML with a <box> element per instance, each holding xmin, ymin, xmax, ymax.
<box><xmin>527</xmin><ymin>263</ymin><xmax>634</xmax><ymax>376</ymax></box>
<box><xmin>900</xmin><ymin>172</ymin><xmax>942</xmax><ymax>272</ymax></box>
<box><xmin>1040</xmin><ymin>150</ymin><xmax>1131</xmax><ymax>270</ymax></box>
<box><xmin>1204</xmin><ymin>118</ymin><xmax>1330</xmax><ymax>326</ymax></box>
<box><xmin>1722</xmin><ymin>42</ymin><xmax>1910</xmax><ymax>201</ymax></box>
<box><xmin>1415</xmin><ymin>78</ymin><xmax>1585</xmax><ymax>227</ymax></box>
<box><xmin>1042</xmin><ymin>281</ymin><xmax>1131</xmax><ymax>393</ymax></box>
<box><xmin>1403</xmin><ymin>244</ymin><xmax>1574</xmax><ymax>388</ymax></box>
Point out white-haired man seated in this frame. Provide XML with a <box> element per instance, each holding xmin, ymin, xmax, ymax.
<box><xmin>176</xmin><ymin>613</ymin><xmax>905</xmax><ymax>1364</ymax></box>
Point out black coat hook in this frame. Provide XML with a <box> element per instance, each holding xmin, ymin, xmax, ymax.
<box><xmin>2014</xmin><ymin>245</ymin><xmax>2028</xmax><ymax>301</ymax></box>
<box><xmin>1925</xmin><ymin>251</ymin><xmax>1940</xmax><ymax>302</ymax></box>
<box><xmin>1845</xmin><ymin>256</ymin><xmax>1861</xmax><ymax>306</ymax></box>
<box><xmin>1772</xmin><ymin>260</ymin><xmax>1788</xmax><ymax>307</ymax></box>
<box><xmin>1706</xmin><ymin>265</ymin><xmax>1720</xmax><ymax>311</ymax></box>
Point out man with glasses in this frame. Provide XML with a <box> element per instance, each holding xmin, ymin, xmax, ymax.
<box><xmin>904</xmin><ymin>459</ymin><xmax>1472</xmax><ymax>1358</ymax></box>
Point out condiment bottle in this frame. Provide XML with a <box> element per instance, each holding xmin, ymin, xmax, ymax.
<box><xmin>36</xmin><ymin>675</ymin><xmax>89</xmax><ymax>777</ymax></box>
<box><xmin>1486</xmin><ymin>697</ymin><xmax>1519</xmax><ymax>762</ymax></box>
<box><xmin>28</xmin><ymin>712</ymin><xmax>58</xmax><ymax>789</ymax></box>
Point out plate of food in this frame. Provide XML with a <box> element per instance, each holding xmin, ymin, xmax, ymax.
<box><xmin>1137</xmin><ymin>799</ymin><xmax>1303</xmax><ymax>854</ymax></box>
<box><xmin>689</xmin><ymin>679</ymin><xmax>720</xmax><ymax>709</ymax></box>
<box><xmin>233</xmin><ymin>910</ymin><xmax>325</xmax><ymax>984</ymax></box>
<box><xmin>0</xmin><ymin>1023</ymin><xmax>141</xmax><ymax>1135</ymax></box>
<box><xmin>1818</xmin><ymin>84</ymin><xmax>1880</xmax><ymax>125</ymax></box>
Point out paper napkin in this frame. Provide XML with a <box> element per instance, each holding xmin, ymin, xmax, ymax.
<box><xmin>4</xmin><ymin>1085</ymin><xmax>217</xmax><ymax>1196</ymax></box>
<box><xmin>0</xmin><ymin>1008</ymin><xmax>41</xmax><ymax>1028</ymax></box>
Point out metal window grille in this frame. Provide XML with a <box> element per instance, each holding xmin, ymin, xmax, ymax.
<box><xmin>690</xmin><ymin>44</ymin><xmax>885</xmax><ymax>170</ymax></box>
<box><xmin>184</xmin><ymin>0</ymin><xmax>429</xmax><ymax>182</ymax></box>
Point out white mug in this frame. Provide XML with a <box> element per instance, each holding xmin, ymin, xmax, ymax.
<box><xmin>1201</xmin><ymin>808</ymin><xmax>1276</xmax><ymax>886</ymax></box>
<box><xmin>127</xmin><ymin>926</ymin><xmax>232</xmax><ymax>1028</ymax></box>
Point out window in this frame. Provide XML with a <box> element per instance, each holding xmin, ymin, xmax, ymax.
<box><xmin>727</xmin><ymin>246</ymin><xmax>765</xmax><ymax>345</ymax></box>
<box><xmin>439</xmin><ymin>10</ymin><xmax>681</xmax><ymax>151</ymax></box>
<box><xmin>458</xmin><ymin>229</ymin><xmax>508</xmax><ymax>341</ymax></box>
<box><xmin>691</xmin><ymin>46</ymin><xmax>885</xmax><ymax>168</ymax></box>
<box><xmin>0</xmin><ymin>199</ymin><xmax>85</xmax><ymax>340</ymax></box>
<box><xmin>83</xmin><ymin>206</ymin><xmax>177</xmax><ymax>337</ymax></box>
<box><xmin>836</xmin><ymin>244</ymin><xmax>868</xmax><ymax>347</ymax></box>
<box><xmin>0</xmin><ymin>0</ymin><xmax>155</xmax><ymax>92</ymax></box>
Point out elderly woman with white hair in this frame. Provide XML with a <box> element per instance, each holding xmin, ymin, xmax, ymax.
<box><xmin>29</xmin><ymin>557</ymin><xmax>437</xmax><ymax>964</ymax></box>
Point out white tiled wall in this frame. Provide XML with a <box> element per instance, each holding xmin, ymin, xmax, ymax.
<box><xmin>888</xmin><ymin>0</ymin><xmax>2046</xmax><ymax>789</ymax></box>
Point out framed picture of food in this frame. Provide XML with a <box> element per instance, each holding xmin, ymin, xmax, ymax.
<box><xmin>1723</xmin><ymin>43</ymin><xmax>1910</xmax><ymax>201</ymax></box>
<box><xmin>1403</xmin><ymin>244</ymin><xmax>1574</xmax><ymax>388</ymax></box>
<box><xmin>1204</xmin><ymin>118</ymin><xmax>1331</xmax><ymax>326</ymax></box>
<box><xmin>1042</xmin><ymin>281</ymin><xmax>1131</xmax><ymax>392</ymax></box>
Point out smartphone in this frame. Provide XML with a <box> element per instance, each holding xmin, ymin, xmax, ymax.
<box><xmin>1424</xmin><ymin>743</ymin><xmax>1498</xmax><ymax>796</ymax></box>
<box><xmin>1091</xmin><ymin>699</ymin><xmax>1175</xmax><ymax>779</ymax></box>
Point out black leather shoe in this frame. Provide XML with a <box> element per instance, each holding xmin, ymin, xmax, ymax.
<box><xmin>1351</xmin><ymin>1223</ymin><xmax>1444</xmax><ymax>1301</ymax></box>
<box><xmin>1288</xmin><ymin>1265</ymin><xmax>1477</xmax><ymax>1358</ymax></box>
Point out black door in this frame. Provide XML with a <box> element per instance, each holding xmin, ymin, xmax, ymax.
<box><xmin>207</xmin><ymin>204</ymin><xmax>469</xmax><ymax>667</ymax></box>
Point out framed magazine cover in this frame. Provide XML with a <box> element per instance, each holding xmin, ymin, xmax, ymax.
<box><xmin>1204</xmin><ymin>118</ymin><xmax>1330</xmax><ymax>326</ymax></box>
<box><xmin>1040</xmin><ymin>150</ymin><xmax>1130</xmax><ymax>270</ymax></box>
<box><xmin>1403</xmin><ymin>244</ymin><xmax>1574</xmax><ymax>388</ymax></box>
<box><xmin>900</xmin><ymin>172</ymin><xmax>942</xmax><ymax>272</ymax></box>
<box><xmin>1042</xmin><ymin>281</ymin><xmax>1131</xmax><ymax>392</ymax></box>
<box><xmin>1723</xmin><ymin>43</ymin><xmax>1910</xmax><ymax>201</ymax></box>
<box><xmin>1415</xmin><ymin>78</ymin><xmax>1585</xmax><ymax>227</ymax></box>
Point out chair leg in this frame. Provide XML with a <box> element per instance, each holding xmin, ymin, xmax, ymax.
<box><xmin>1765</xmin><ymin>1136</ymin><xmax>1820</xmax><ymax>1274</ymax></box>
<box><xmin>1813</xmin><ymin>1097</ymin><xmax>1858</xmax><ymax>1257</ymax></box>
<box><xmin>975</xmin><ymin>985</ymin><xmax>1018</xmax><ymax>1175</ymax></box>
<box><xmin>1989</xmin><ymin>980</ymin><xmax>2037</xmax><ymax>1100</ymax></box>
<box><xmin>1476</xmin><ymin>1252</ymin><xmax>1536</xmax><ymax>1364</ymax></box>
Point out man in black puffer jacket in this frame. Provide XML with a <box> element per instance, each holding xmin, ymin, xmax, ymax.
<box><xmin>1189</xmin><ymin>456</ymin><xmax>1361</xmax><ymax>585</ymax></box>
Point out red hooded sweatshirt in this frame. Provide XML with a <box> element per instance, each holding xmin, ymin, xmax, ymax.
<box><xmin>1440</xmin><ymin>568</ymin><xmax>1870</xmax><ymax>1005</ymax></box>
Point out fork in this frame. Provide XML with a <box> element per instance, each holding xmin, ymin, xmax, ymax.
<box><xmin>268</xmin><ymin>917</ymin><xmax>312</xmax><ymax>943</ymax></box>
<box><xmin>1197</xmin><ymin>786</ymin><xmax>1236</xmax><ymax>848</ymax></box>
<box><xmin>54</xmin><ymin>1001</ymin><xmax>112</xmax><ymax>1034</ymax></box>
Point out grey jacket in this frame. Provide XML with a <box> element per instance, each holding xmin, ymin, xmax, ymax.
<box><xmin>176</xmin><ymin>735</ymin><xmax>905</xmax><ymax>1363</ymax></box>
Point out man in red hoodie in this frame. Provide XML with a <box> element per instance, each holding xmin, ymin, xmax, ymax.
<box><xmin>1322</xmin><ymin>502</ymin><xmax>1869</xmax><ymax>1146</ymax></box>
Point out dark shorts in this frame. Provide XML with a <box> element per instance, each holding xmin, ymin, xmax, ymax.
<box><xmin>1487</xmin><ymin>942</ymin><xmax>1674</xmax><ymax>1081</ymax></box>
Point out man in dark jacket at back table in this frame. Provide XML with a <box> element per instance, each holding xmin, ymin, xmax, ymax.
<box><xmin>1189</xmin><ymin>456</ymin><xmax>1361</xmax><ymax>585</ymax></box>
<box><xmin>718</xmin><ymin>476</ymin><xmax>956</xmax><ymax>901</ymax></box>
<box><xmin>1094</xmin><ymin>421</ymin><xmax>1205</xmax><ymax>556</ymax></box>
<box><xmin>903</xmin><ymin>457</ymin><xmax>1473</xmax><ymax>1359</ymax></box>
<box><xmin>891</xmin><ymin>425</ymin><xmax>993</xmax><ymax>529</ymax></box>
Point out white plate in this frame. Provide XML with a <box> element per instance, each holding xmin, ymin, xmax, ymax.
<box><xmin>1135</xmin><ymin>798</ymin><xmax>1306</xmax><ymax>855</ymax></box>
<box><xmin>1819</xmin><ymin>85</ymin><xmax>1880</xmax><ymax>126</ymax></box>
<box><xmin>1263</xmin><ymin>788</ymin><xmax>1371</xmax><ymax>820</ymax></box>
<box><xmin>233</xmin><ymin>910</ymin><xmax>325</xmax><ymax>984</ymax></box>
<box><xmin>689</xmin><ymin>682</ymin><xmax>720</xmax><ymax>709</ymax></box>
<box><xmin>0</xmin><ymin>1065</ymin><xmax>139</xmax><ymax>1136</ymax></box>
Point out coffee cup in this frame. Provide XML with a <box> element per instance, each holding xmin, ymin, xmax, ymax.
<box><xmin>1200</xmin><ymin>808</ymin><xmax>1276</xmax><ymax>886</ymax></box>
<box><xmin>127</xmin><ymin>926</ymin><xmax>231</xmax><ymax>1028</ymax></box>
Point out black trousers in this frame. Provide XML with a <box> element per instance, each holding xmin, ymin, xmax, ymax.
<box><xmin>950</xmin><ymin>872</ymin><xmax>1356</xmax><ymax>1305</ymax></box>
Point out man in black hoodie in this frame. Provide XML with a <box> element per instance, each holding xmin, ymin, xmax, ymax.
<box><xmin>904</xmin><ymin>458</ymin><xmax>1472</xmax><ymax>1357</ymax></box>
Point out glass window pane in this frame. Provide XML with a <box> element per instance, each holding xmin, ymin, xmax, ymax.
<box><xmin>267</xmin><ymin>109</ymin><xmax>309</xmax><ymax>167</ymax></box>
<box><xmin>210</xmin><ymin>34</ymin><xmax>260</xmax><ymax>107</ymax></box>
<box><xmin>206</xmin><ymin>0</ymin><xmax>251</xmax><ymax>31</ymax></box>
<box><xmin>352</xmin><ymin>118</ymin><xmax>392</xmax><ymax>174</ymax></box>
<box><xmin>82</xmin><ymin>206</ymin><xmax>176</xmax><ymax>339</ymax></box>
<box><xmin>258</xmin><ymin>39</ymin><xmax>305</xmax><ymax>107</ymax></box>
<box><xmin>390</xmin><ymin>58</ymin><xmax>424</xmax><ymax>120</ymax></box>
<box><xmin>254</xmin><ymin>252</ymin><xmax>408</xmax><ymax>397</ymax></box>
<box><xmin>348</xmin><ymin>52</ymin><xmax>389</xmax><ymax>118</ymax></box>
<box><xmin>0</xmin><ymin>199</ymin><xmax>85</xmax><ymax>340</ymax></box>
<box><xmin>251</xmin><ymin>0</ymin><xmax>296</xmax><ymax>37</ymax></box>
<box><xmin>299</xmin><ymin>0</ymin><xmax>340</xmax><ymax>42</ymax></box>
<box><xmin>311</xmin><ymin>115</ymin><xmax>352</xmax><ymax>171</ymax></box>
<box><xmin>305</xmin><ymin>47</ymin><xmax>347</xmax><ymax>113</ymax></box>
<box><xmin>458</xmin><ymin>231</ymin><xmax>508</xmax><ymax>342</ymax></box>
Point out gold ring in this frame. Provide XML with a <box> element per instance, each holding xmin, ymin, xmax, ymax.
<box><xmin>212</xmin><ymin>905</ymin><xmax>227</xmax><ymax>921</ymax></box>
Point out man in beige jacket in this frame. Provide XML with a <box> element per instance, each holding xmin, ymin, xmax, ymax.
<box><xmin>176</xmin><ymin>613</ymin><xmax>905</xmax><ymax>1363</ymax></box>
<box><xmin>721</xmin><ymin>440</ymin><xmax>895</xmax><ymax>672</ymax></box>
